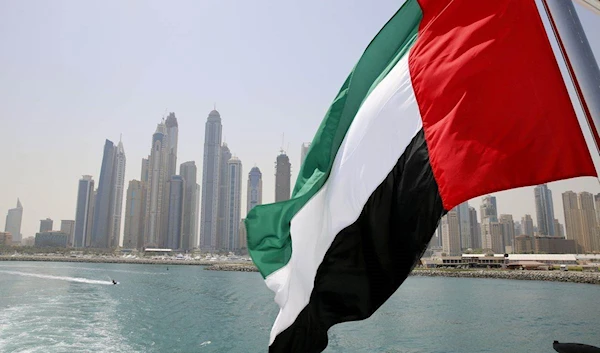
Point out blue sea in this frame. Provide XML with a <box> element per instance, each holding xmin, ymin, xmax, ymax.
<box><xmin>0</xmin><ymin>261</ymin><xmax>598</xmax><ymax>353</ymax></box>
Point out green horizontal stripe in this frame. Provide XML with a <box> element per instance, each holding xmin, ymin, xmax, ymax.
<box><xmin>246</xmin><ymin>0</ymin><xmax>423</xmax><ymax>278</ymax></box>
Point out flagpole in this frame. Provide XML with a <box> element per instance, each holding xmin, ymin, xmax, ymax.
<box><xmin>540</xmin><ymin>0</ymin><xmax>600</xmax><ymax>159</ymax></box>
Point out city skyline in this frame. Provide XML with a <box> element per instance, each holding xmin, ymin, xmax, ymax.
<box><xmin>1</xmin><ymin>1</ymin><xmax>600</xmax><ymax>244</ymax></box>
<box><xmin>3</xmin><ymin>108</ymin><xmax>600</xmax><ymax>248</ymax></box>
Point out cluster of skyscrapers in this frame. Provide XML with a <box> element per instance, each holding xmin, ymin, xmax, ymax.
<box><xmin>198</xmin><ymin>109</ymin><xmax>291</xmax><ymax>252</ymax></box>
<box><xmin>1</xmin><ymin>109</ymin><xmax>301</xmax><ymax>254</ymax></box>
<box><xmin>7</xmin><ymin>108</ymin><xmax>599</xmax><ymax>256</ymax></box>
<box><xmin>72</xmin><ymin>137</ymin><xmax>127</xmax><ymax>249</ymax></box>
<box><xmin>434</xmin><ymin>184</ymin><xmax>600</xmax><ymax>256</ymax></box>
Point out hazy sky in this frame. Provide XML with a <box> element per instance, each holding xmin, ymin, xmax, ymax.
<box><xmin>1</xmin><ymin>0</ymin><xmax>600</xmax><ymax>240</ymax></box>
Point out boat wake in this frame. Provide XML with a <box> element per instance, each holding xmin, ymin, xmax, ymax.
<box><xmin>0</xmin><ymin>270</ymin><xmax>114</xmax><ymax>285</ymax></box>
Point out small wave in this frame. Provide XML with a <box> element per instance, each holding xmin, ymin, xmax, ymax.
<box><xmin>0</xmin><ymin>270</ymin><xmax>113</xmax><ymax>285</ymax></box>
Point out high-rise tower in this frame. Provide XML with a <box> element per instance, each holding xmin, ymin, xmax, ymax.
<box><xmin>4</xmin><ymin>199</ymin><xmax>23</xmax><ymax>244</ymax></box>
<box><xmin>60</xmin><ymin>220</ymin><xmax>75</xmax><ymax>246</ymax></box>
<box><xmin>300</xmin><ymin>142</ymin><xmax>311</xmax><ymax>166</ymax></box>
<box><xmin>123</xmin><ymin>180</ymin><xmax>144</xmax><ymax>249</ymax></box>
<box><xmin>225</xmin><ymin>157</ymin><xmax>242</xmax><ymax>252</ymax></box>
<box><xmin>578</xmin><ymin>192</ymin><xmax>599</xmax><ymax>253</ymax></box>
<box><xmin>180</xmin><ymin>161</ymin><xmax>199</xmax><ymax>251</ymax></box>
<box><xmin>109</xmin><ymin>138</ymin><xmax>126</xmax><ymax>247</ymax></box>
<box><xmin>144</xmin><ymin>122</ymin><xmax>169</xmax><ymax>248</ymax></box>
<box><xmin>275</xmin><ymin>151</ymin><xmax>291</xmax><ymax>202</ymax></box>
<box><xmin>442</xmin><ymin>208</ymin><xmax>460</xmax><ymax>255</ymax></box>
<box><xmin>468</xmin><ymin>206</ymin><xmax>481</xmax><ymax>249</ymax></box>
<box><xmin>40</xmin><ymin>218</ymin><xmax>53</xmax><ymax>232</ymax></box>
<box><xmin>521</xmin><ymin>214</ymin><xmax>535</xmax><ymax>236</ymax></box>
<box><xmin>247</xmin><ymin>166</ymin><xmax>263</xmax><ymax>215</ymax></box>
<box><xmin>534</xmin><ymin>184</ymin><xmax>555</xmax><ymax>236</ymax></box>
<box><xmin>166</xmin><ymin>175</ymin><xmax>185</xmax><ymax>250</ymax></box>
<box><xmin>456</xmin><ymin>201</ymin><xmax>471</xmax><ymax>249</ymax></box>
<box><xmin>480</xmin><ymin>195</ymin><xmax>501</xmax><ymax>252</ymax></box>
<box><xmin>74</xmin><ymin>175</ymin><xmax>95</xmax><ymax>248</ymax></box>
<box><xmin>200</xmin><ymin>110</ymin><xmax>223</xmax><ymax>251</ymax></box>
<box><xmin>91</xmin><ymin>139</ymin><xmax>117</xmax><ymax>248</ymax></box>
<box><xmin>165</xmin><ymin>113</ymin><xmax>179</xmax><ymax>180</ymax></box>
<box><xmin>499</xmin><ymin>214</ymin><xmax>515</xmax><ymax>250</ymax></box>
<box><xmin>216</xmin><ymin>143</ymin><xmax>232</xmax><ymax>250</ymax></box>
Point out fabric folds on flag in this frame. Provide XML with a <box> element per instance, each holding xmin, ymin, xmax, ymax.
<box><xmin>245</xmin><ymin>0</ymin><xmax>597</xmax><ymax>351</ymax></box>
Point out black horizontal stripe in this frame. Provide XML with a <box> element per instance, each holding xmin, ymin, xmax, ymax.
<box><xmin>270</xmin><ymin>129</ymin><xmax>446</xmax><ymax>353</ymax></box>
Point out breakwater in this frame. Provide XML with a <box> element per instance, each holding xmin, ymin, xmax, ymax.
<box><xmin>202</xmin><ymin>264</ymin><xmax>600</xmax><ymax>285</ymax></box>
<box><xmin>204</xmin><ymin>264</ymin><xmax>600</xmax><ymax>285</ymax></box>
<box><xmin>410</xmin><ymin>269</ymin><xmax>600</xmax><ymax>285</ymax></box>
<box><xmin>204</xmin><ymin>264</ymin><xmax>260</xmax><ymax>272</ymax></box>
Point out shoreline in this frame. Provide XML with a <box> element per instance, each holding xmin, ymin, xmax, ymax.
<box><xmin>0</xmin><ymin>255</ymin><xmax>239</xmax><ymax>267</ymax></box>
<box><xmin>2</xmin><ymin>256</ymin><xmax>599</xmax><ymax>284</ymax></box>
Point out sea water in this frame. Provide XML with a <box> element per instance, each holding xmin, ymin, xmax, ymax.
<box><xmin>0</xmin><ymin>261</ymin><xmax>598</xmax><ymax>353</ymax></box>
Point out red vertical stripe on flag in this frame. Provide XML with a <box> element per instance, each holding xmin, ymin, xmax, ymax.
<box><xmin>410</xmin><ymin>0</ymin><xmax>596</xmax><ymax>211</ymax></box>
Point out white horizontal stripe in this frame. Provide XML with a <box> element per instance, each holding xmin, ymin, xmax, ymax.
<box><xmin>266</xmin><ymin>52</ymin><xmax>424</xmax><ymax>345</ymax></box>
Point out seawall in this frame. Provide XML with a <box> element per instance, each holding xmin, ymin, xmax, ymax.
<box><xmin>411</xmin><ymin>269</ymin><xmax>600</xmax><ymax>285</ymax></box>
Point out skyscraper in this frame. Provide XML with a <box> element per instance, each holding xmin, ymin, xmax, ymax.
<box><xmin>180</xmin><ymin>161</ymin><xmax>199</xmax><ymax>251</ymax></box>
<box><xmin>200</xmin><ymin>109</ymin><xmax>223</xmax><ymax>251</ymax></box>
<box><xmin>92</xmin><ymin>139</ymin><xmax>118</xmax><ymax>248</ymax></box>
<box><xmin>60</xmin><ymin>220</ymin><xmax>75</xmax><ymax>246</ymax></box>
<box><xmin>499</xmin><ymin>214</ymin><xmax>515</xmax><ymax>250</ymax></box>
<box><xmin>578</xmin><ymin>192</ymin><xmax>599</xmax><ymax>253</ymax></box>
<box><xmin>239</xmin><ymin>218</ymin><xmax>247</xmax><ymax>253</ymax></box>
<box><xmin>521</xmin><ymin>214</ymin><xmax>534</xmax><ymax>236</ymax></box>
<box><xmin>74</xmin><ymin>175</ymin><xmax>95</xmax><ymax>248</ymax></box>
<box><xmin>441</xmin><ymin>208</ymin><xmax>460</xmax><ymax>255</ymax></box>
<box><xmin>165</xmin><ymin>113</ymin><xmax>179</xmax><ymax>180</ymax></box>
<box><xmin>123</xmin><ymin>180</ymin><xmax>145</xmax><ymax>249</ymax></box>
<box><xmin>138</xmin><ymin>156</ymin><xmax>149</xmax><ymax>248</ymax></box>
<box><xmin>144</xmin><ymin>122</ymin><xmax>169</xmax><ymax>248</ymax></box>
<box><xmin>468</xmin><ymin>206</ymin><xmax>481</xmax><ymax>249</ymax></box>
<box><xmin>480</xmin><ymin>195</ymin><xmax>500</xmax><ymax>252</ymax></box>
<box><xmin>554</xmin><ymin>219</ymin><xmax>565</xmax><ymax>238</ymax></box>
<box><xmin>141</xmin><ymin>157</ymin><xmax>150</xmax><ymax>182</ymax></box>
<box><xmin>562</xmin><ymin>191</ymin><xmax>582</xmax><ymax>252</ymax></box>
<box><xmin>534</xmin><ymin>184</ymin><xmax>555</xmax><ymax>236</ymax></box>
<box><xmin>456</xmin><ymin>201</ymin><xmax>471</xmax><ymax>250</ymax></box>
<box><xmin>488</xmin><ymin>222</ymin><xmax>504</xmax><ymax>253</ymax></box>
<box><xmin>480</xmin><ymin>195</ymin><xmax>498</xmax><ymax>222</ymax></box>
<box><xmin>163</xmin><ymin>113</ymin><xmax>179</xmax><ymax>248</ymax></box>
<box><xmin>300</xmin><ymin>142</ymin><xmax>311</xmax><ymax>166</ymax></box>
<box><xmin>40</xmin><ymin>218</ymin><xmax>53</xmax><ymax>232</ymax></box>
<box><xmin>4</xmin><ymin>199</ymin><xmax>23</xmax><ymax>245</ymax></box>
<box><xmin>225</xmin><ymin>157</ymin><xmax>242</xmax><ymax>252</ymax></box>
<box><xmin>166</xmin><ymin>175</ymin><xmax>185</xmax><ymax>250</ymax></box>
<box><xmin>194</xmin><ymin>184</ymin><xmax>200</xmax><ymax>248</ymax></box>
<box><xmin>216</xmin><ymin>143</ymin><xmax>232</xmax><ymax>250</ymax></box>
<box><xmin>247</xmin><ymin>166</ymin><xmax>263</xmax><ymax>215</ymax></box>
<box><xmin>428</xmin><ymin>225</ymin><xmax>441</xmax><ymax>248</ymax></box>
<box><xmin>109</xmin><ymin>139</ymin><xmax>126</xmax><ymax>247</ymax></box>
<box><xmin>514</xmin><ymin>221</ymin><xmax>522</xmax><ymax>237</ymax></box>
<box><xmin>275</xmin><ymin>151</ymin><xmax>291</xmax><ymax>202</ymax></box>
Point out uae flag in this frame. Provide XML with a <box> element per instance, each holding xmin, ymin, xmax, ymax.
<box><xmin>245</xmin><ymin>0</ymin><xmax>597</xmax><ymax>351</ymax></box>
